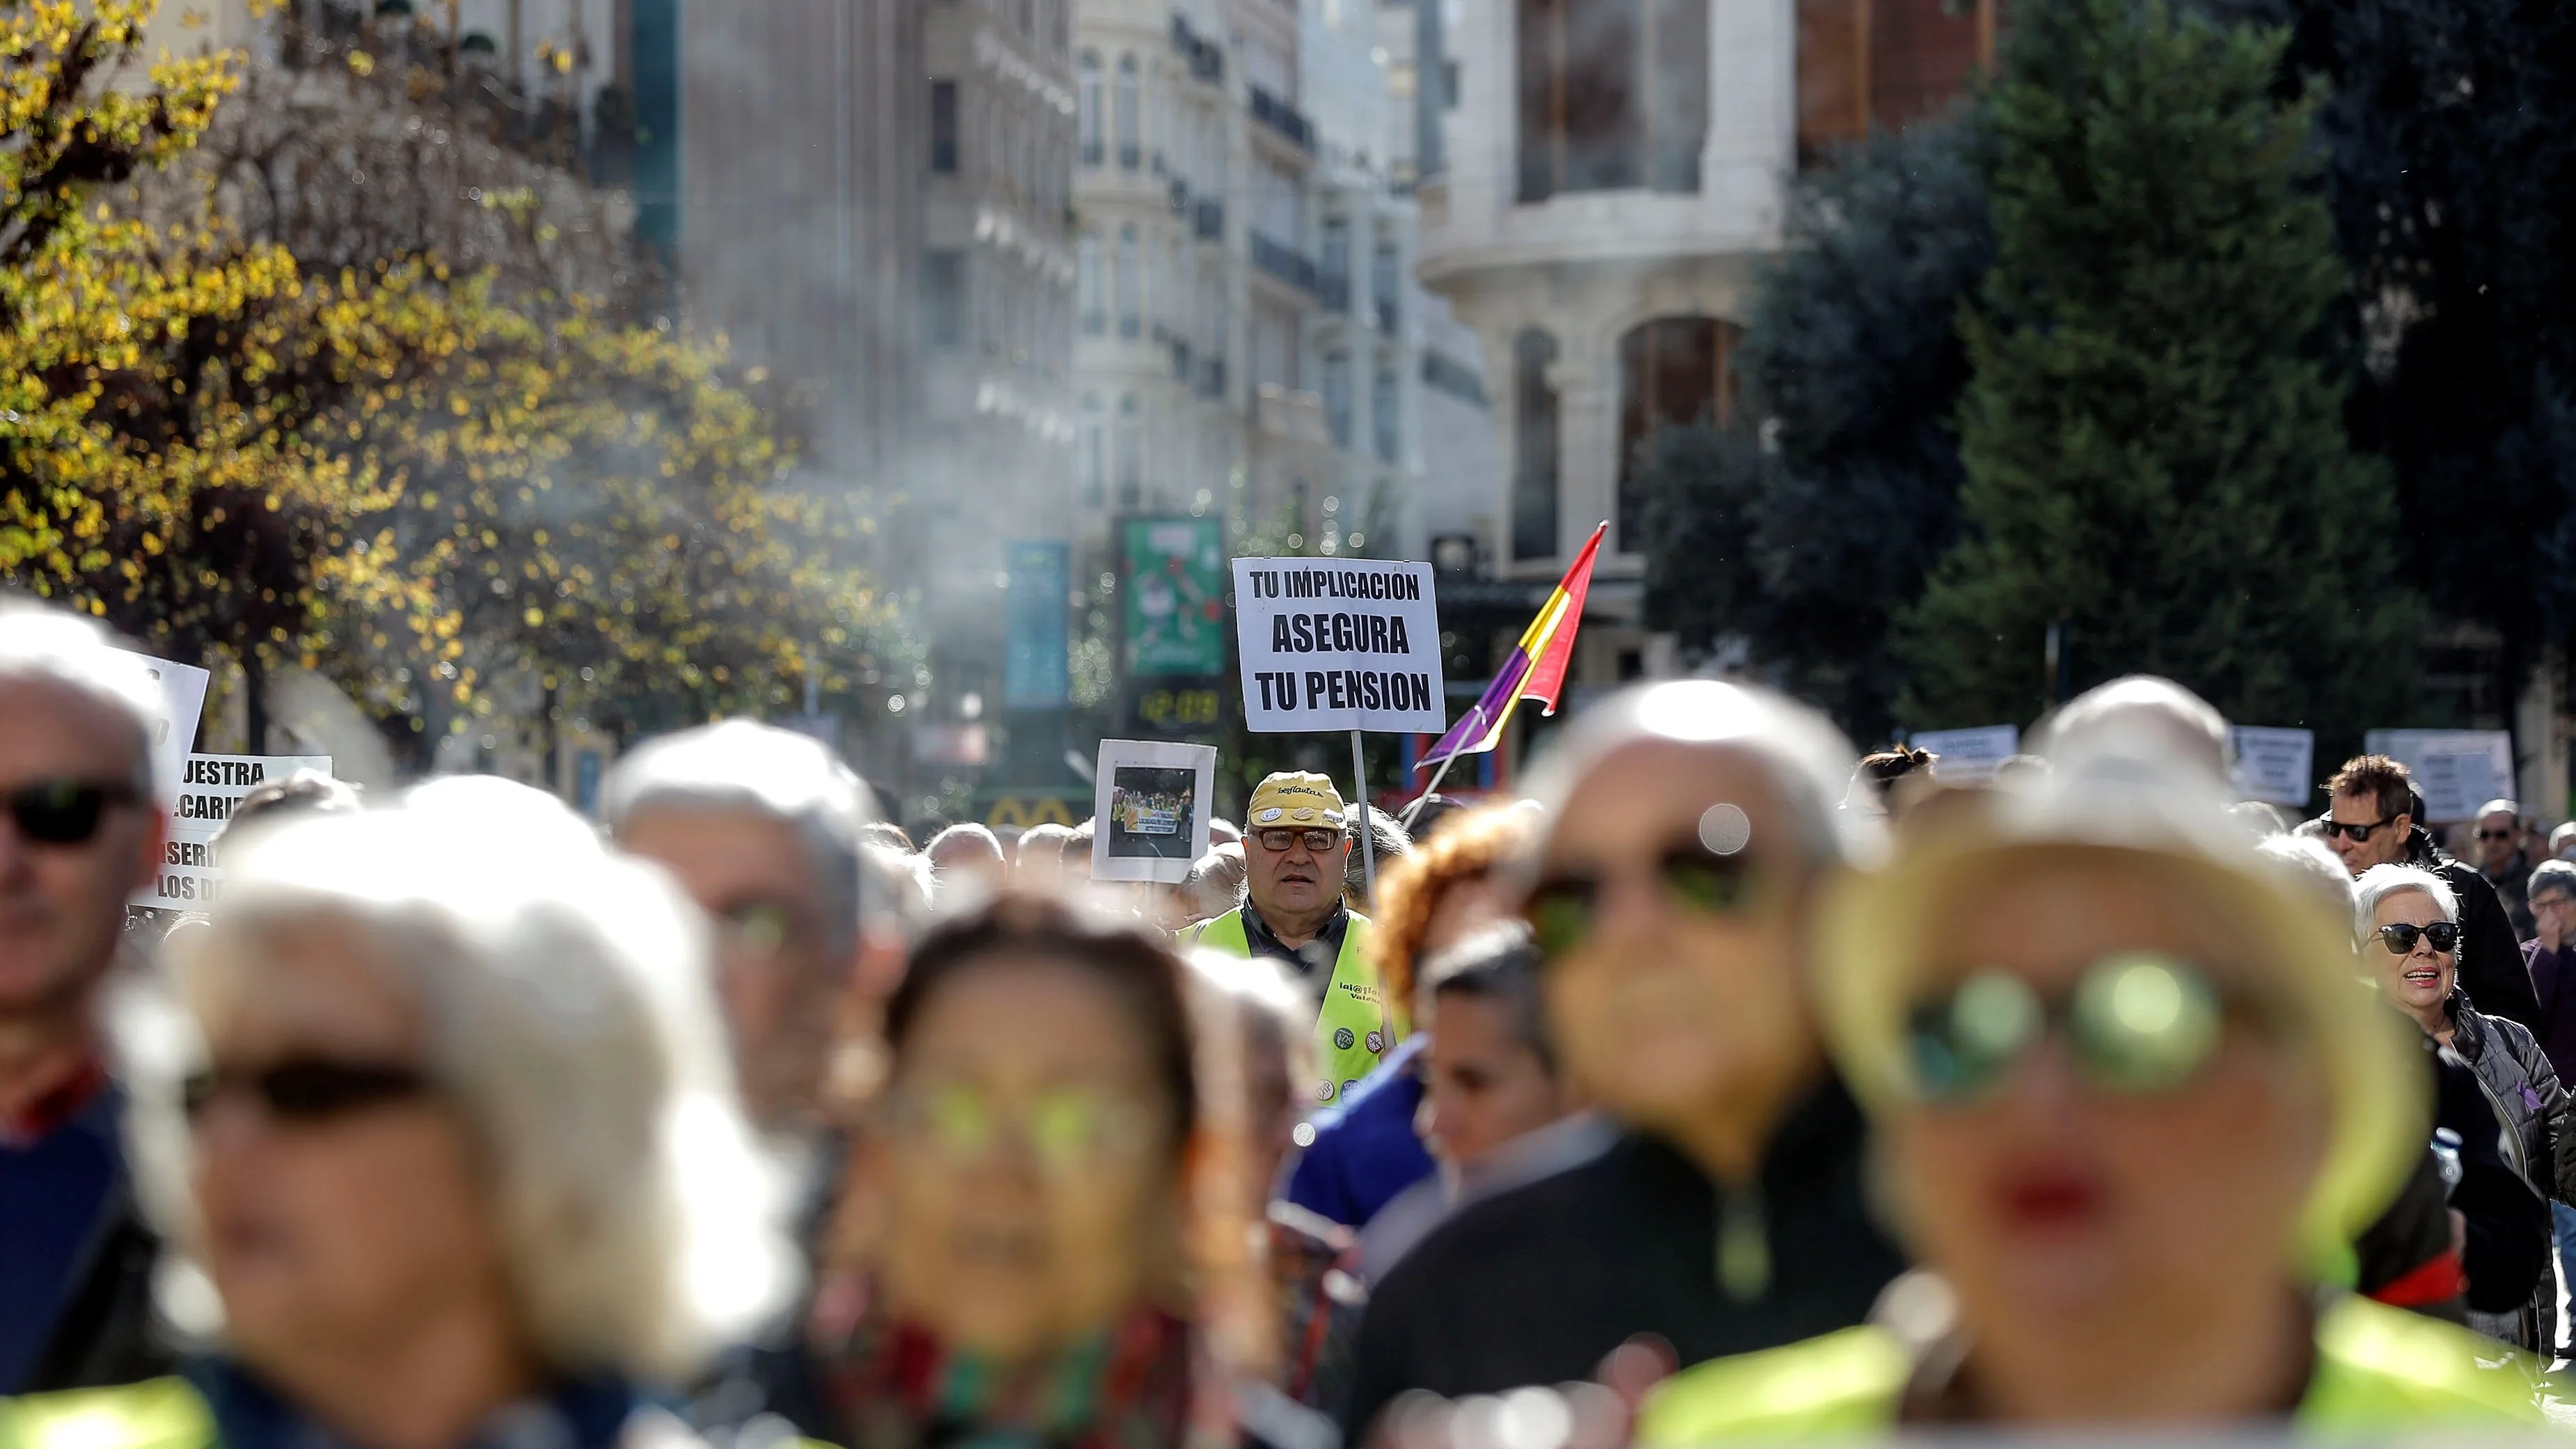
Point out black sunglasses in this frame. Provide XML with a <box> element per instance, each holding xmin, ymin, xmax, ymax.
<box><xmin>1523</xmin><ymin>842</ymin><xmax>1759</xmax><ymax>959</ymax></box>
<box><xmin>2477</xmin><ymin>828</ymin><xmax>2518</xmax><ymax>842</ymax></box>
<box><xmin>2377</xmin><ymin>921</ymin><xmax>2462</xmax><ymax>956</ymax></box>
<box><xmin>181</xmin><ymin>1058</ymin><xmax>434</xmax><ymax>1126</ymax></box>
<box><xmin>2316</xmin><ymin>813</ymin><xmax>2399</xmax><ymax>843</ymax></box>
<box><xmin>4</xmin><ymin>779</ymin><xmax>145</xmax><ymax>845</ymax></box>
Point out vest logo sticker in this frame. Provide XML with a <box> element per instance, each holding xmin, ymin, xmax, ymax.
<box><xmin>1333</xmin><ymin>1027</ymin><xmax>1356</xmax><ymax>1050</ymax></box>
<box><xmin>1365</xmin><ymin>1030</ymin><xmax>1385</xmax><ymax>1054</ymax></box>
<box><xmin>1342</xmin><ymin>1079</ymin><xmax>1361</xmax><ymax>1099</ymax></box>
<box><xmin>1315</xmin><ymin>1079</ymin><xmax>1336</xmax><ymax>1102</ymax></box>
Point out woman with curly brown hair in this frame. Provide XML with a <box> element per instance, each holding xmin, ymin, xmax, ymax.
<box><xmin>1281</xmin><ymin>806</ymin><xmax>1537</xmax><ymax>1230</ymax></box>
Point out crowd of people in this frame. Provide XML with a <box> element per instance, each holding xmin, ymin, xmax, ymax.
<box><xmin>6</xmin><ymin>593</ymin><xmax>2576</xmax><ymax>1447</ymax></box>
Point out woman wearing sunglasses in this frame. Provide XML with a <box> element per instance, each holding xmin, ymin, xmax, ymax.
<box><xmin>828</xmin><ymin>893</ymin><xmax>1305</xmax><ymax>1449</ymax></box>
<box><xmin>2357</xmin><ymin>862</ymin><xmax>2576</xmax><ymax>1352</ymax></box>
<box><xmin>1641</xmin><ymin>752</ymin><xmax>2540</xmax><ymax>1439</ymax></box>
<box><xmin>3</xmin><ymin>802</ymin><xmax>795</xmax><ymax>1449</ymax></box>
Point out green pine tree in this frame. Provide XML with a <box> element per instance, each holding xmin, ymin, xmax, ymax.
<box><xmin>1894</xmin><ymin>0</ymin><xmax>2420</xmax><ymax>756</ymax></box>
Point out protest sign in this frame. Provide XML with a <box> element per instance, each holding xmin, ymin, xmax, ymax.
<box><xmin>118</xmin><ymin>650</ymin><xmax>210</xmax><ymax>801</ymax></box>
<box><xmin>2230</xmin><ymin>726</ymin><xmax>2316</xmax><ymax>808</ymax></box>
<box><xmin>136</xmin><ymin>753</ymin><xmax>331</xmax><ymax>909</ymax></box>
<box><xmin>2364</xmin><ymin>729</ymin><xmax>2515</xmax><ymax>822</ymax></box>
<box><xmin>1910</xmin><ymin>725</ymin><xmax>2020</xmax><ymax>783</ymax></box>
<box><xmin>1232</xmin><ymin>557</ymin><xmax>1446</xmax><ymax>735</ymax></box>
<box><xmin>1091</xmin><ymin>739</ymin><xmax>1216</xmax><ymax>884</ymax></box>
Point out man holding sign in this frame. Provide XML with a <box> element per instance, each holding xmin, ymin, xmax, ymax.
<box><xmin>1185</xmin><ymin>772</ymin><xmax>1402</xmax><ymax>1104</ymax></box>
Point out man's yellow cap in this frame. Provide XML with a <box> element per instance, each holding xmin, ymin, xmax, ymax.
<box><xmin>1246</xmin><ymin>772</ymin><xmax>1346</xmax><ymax>829</ymax></box>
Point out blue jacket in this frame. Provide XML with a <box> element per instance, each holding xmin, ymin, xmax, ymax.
<box><xmin>1284</xmin><ymin>1035</ymin><xmax>1436</xmax><ymax>1228</ymax></box>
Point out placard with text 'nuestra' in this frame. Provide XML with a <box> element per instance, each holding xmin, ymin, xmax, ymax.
<box><xmin>1232</xmin><ymin>557</ymin><xmax>1447</xmax><ymax>735</ymax></box>
<box><xmin>134</xmin><ymin>754</ymin><xmax>331</xmax><ymax>910</ymax></box>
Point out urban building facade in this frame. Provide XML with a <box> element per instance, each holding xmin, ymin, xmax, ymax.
<box><xmin>1416</xmin><ymin>0</ymin><xmax>1990</xmax><ymax>689</ymax></box>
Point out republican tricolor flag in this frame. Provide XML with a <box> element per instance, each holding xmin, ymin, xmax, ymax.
<box><xmin>1415</xmin><ymin>521</ymin><xmax>1606</xmax><ymax>772</ymax></box>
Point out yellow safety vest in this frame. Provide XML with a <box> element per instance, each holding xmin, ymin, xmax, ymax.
<box><xmin>1636</xmin><ymin>1292</ymin><xmax>2546</xmax><ymax>1443</ymax></box>
<box><xmin>1185</xmin><ymin>906</ymin><xmax>1404</xmax><ymax>1104</ymax></box>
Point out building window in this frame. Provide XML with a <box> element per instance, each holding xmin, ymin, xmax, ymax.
<box><xmin>1081</xmin><ymin>395</ymin><xmax>1105</xmax><ymax>508</ymax></box>
<box><xmin>1373</xmin><ymin>362</ymin><xmax>1400</xmax><ymax>464</ymax></box>
<box><xmin>1615</xmin><ymin>315</ymin><xmax>1741</xmax><ymax>549</ymax></box>
<box><xmin>1322</xmin><ymin>352</ymin><xmax>1353</xmax><ymax>449</ymax></box>
<box><xmin>930</xmin><ymin>79</ymin><xmax>959</xmax><ymax>174</ymax></box>
<box><xmin>1512</xmin><ymin>329</ymin><xmax>1560</xmax><ymax>561</ymax></box>
<box><xmin>1115</xmin><ymin>54</ymin><xmax>1141</xmax><ymax>169</ymax></box>
<box><xmin>1078</xmin><ymin>235</ymin><xmax>1104</xmax><ymax>334</ymax></box>
<box><xmin>923</xmin><ymin>250</ymin><xmax>967</xmax><ymax>346</ymax></box>
<box><xmin>1116</xmin><ymin>395</ymin><xmax>1142</xmax><ymax>507</ymax></box>
<box><xmin>1516</xmin><ymin>0</ymin><xmax>1708</xmax><ymax>201</ymax></box>
<box><xmin>1079</xmin><ymin>51</ymin><xmax>1104</xmax><ymax>165</ymax></box>
<box><xmin>1115</xmin><ymin>226</ymin><xmax>1141</xmax><ymax>338</ymax></box>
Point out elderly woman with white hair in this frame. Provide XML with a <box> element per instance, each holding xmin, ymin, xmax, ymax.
<box><xmin>2355</xmin><ymin>862</ymin><xmax>2576</xmax><ymax>1352</ymax></box>
<box><xmin>1</xmin><ymin>804</ymin><xmax>796</xmax><ymax>1449</ymax></box>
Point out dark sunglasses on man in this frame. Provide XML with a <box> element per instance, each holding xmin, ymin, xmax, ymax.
<box><xmin>3</xmin><ymin>778</ymin><xmax>145</xmax><ymax>845</ymax></box>
<box><xmin>1523</xmin><ymin>840</ymin><xmax>1761</xmax><ymax>960</ymax></box>
<box><xmin>2315</xmin><ymin>813</ymin><xmax>2399</xmax><ymax>843</ymax></box>
<box><xmin>2476</xmin><ymin>827</ymin><xmax>2519</xmax><ymax>843</ymax></box>
<box><xmin>181</xmin><ymin>1057</ymin><xmax>435</xmax><ymax>1127</ymax></box>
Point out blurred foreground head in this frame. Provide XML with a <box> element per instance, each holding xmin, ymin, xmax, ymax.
<box><xmin>130</xmin><ymin>804</ymin><xmax>794</xmax><ymax>1395</ymax></box>
<box><xmin>1807</xmin><ymin>744</ymin><xmax>2419</xmax><ymax>1420</ymax></box>
<box><xmin>1513</xmin><ymin>680</ymin><xmax>1865</xmax><ymax>1175</ymax></box>
<box><xmin>0</xmin><ymin>602</ymin><xmax>168</xmax><ymax>1033</ymax></box>
<box><xmin>602</xmin><ymin>719</ymin><xmax>876</xmax><ymax>1132</ymax></box>
<box><xmin>853</xmin><ymin>893</ymin><xmax>1220</xmax><ymax>1368</ymax></box>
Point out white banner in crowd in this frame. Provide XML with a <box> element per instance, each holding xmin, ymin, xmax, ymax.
<box><xmin>1911</xmin><ymin>725</ymin><xmax>2020</xmax><ymax>783</ymax></box>
<box><xmin>1232</xmin><ymin>556</ymin><xmax>1447</xmax><ymax>735</ymax></box>
<box><xmin>1090</xmin><ymin>738</ymin><xmax>1217</xmax><ymax>885</ymax></box>
<box><xmin>2229</xmin><ymin>726</ymin><xmax>2316</xmax><ymax>808</ymax></box>
<box><xmin>2364</xmin><ymin>729</ymin><xmax>2515</xmax><ymax>822</ymax></box>
<box><xmin>118</xmin><ymin>650</ymin><xmax>210</xmax><ymax>801</ymax></box>
<box><xmin>135</xmin><ymin>753</ymin><xmax>331</xmax><ymax>910</ymax></box>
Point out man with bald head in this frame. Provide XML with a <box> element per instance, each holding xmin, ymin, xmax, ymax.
<box><xmin>0</xmin><ymin>602</ymin><xmax>176</xmax><ymax>1391</ymax></box>
<box><xmin>1340</xmin><ymin>682</ymin><xmax>1904</xmax><ymax>1440</ymax></box>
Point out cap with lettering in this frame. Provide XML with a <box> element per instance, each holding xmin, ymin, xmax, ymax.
<box><xmin>1247</xmin><ymin>772</ymin><xmax>1347</xmax><ymax>829</ymax></box>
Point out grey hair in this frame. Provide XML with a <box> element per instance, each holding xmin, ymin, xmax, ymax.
<box><xmin>1516</xmin><ymin>679</ymin><xmax>1871</xmax><ymax>869</ymax></box>
<box><xmin>125</xmin><ymin>806</ymin><xmax>797</xmax><ymax>1383</ymax></box>
<box><xmin>603</xmin><ymin>720</ymin><xmax>877</xmax><ymax>953</ymax></box>
<box><xmin>2351</xmin><ymin>863</ymin><xmax>2459</xmax><ymax>950</ymax></box>
<box><xmin>2528</xmin><ymin>859</ymin><xmax>2576</xmax><ymax>904</ymax></box>
<box><xmin>2039</xmin><ymin>675</ymin><xmax>2232</xmax><ymax>783</ymax></box>
<box><xmin>927</xmin><ymin>822</ymin><xmax>1005</xmax><ymax>862</ymax></box>
<box><xmin>1344</xmin><ymin>810</ymin><xmax>1414</xmax><ymax>902</ymax></box>
<box><xmin>1016</xmin><ymin>822</ymin><xmax>1074</xmax><ymax>864</ymax></box>
<box><xmin>2257</xmin><ymin>833</ymin><xmax>2355</xmax><ymax>921</ymax></box>
<box><xmin>2476</xmin><ymin>799</ymin><xmax>2522</xmax><ymax>822</ymax></box>
<box><xmin>0</xmin><ymin>599</ymin><xmax>171</xmax><ymax>799</ymax></box>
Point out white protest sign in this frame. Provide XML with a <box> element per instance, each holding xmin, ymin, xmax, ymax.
<box><xmin>2229</xmin><ymin>726</ymin><xmax>2316</xmax><ymax>808</ymax></box>
<box><xmin>1232</xmin><ymin>557</ymin><xmax>1446</xmax><ymax>734</ymax></box>
<box><xmin>1911</xmin><ymin>725</ymin><xmax>2020</xmax><ymax>783</ymax></box>
<box><xmin>2364</xmin><ymin>729</ymin><xmax>2515</xmax><ymax>823</ymax></box>
<box><xmin>1091</xmin><ymin>739</ymin><xmax>1217</xmax><ymax>884</ymax></box>
<box><xmin>136</xmin><ymin>754</ymin><xmax>331</xmax><ymax>909</ymax></box>
<box><xmin>117</xmin><ymin>650</ymin><xmax>211</xmax><ymax>802</ymax></box>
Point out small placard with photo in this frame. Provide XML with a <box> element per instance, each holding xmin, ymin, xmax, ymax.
<box><xmin>1092</xmin><ymin>739</ymin><xmax>1219</xmax><ymax>883</ymax></box>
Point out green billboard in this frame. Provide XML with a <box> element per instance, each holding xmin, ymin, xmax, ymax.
<box><xmin>1122</xmin><ymin>518</ymin><xmax>1227</xmax><ymax>677</ymax></box>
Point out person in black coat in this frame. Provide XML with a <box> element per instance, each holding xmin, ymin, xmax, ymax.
<box><xmin>1338</xmin><ymin>683</ymin><xmax>1906</xmax><ymax>1442</ymax></box>
<box><xmin>2318</xmin><ymin>756</ymin><xmax>2540</xmax><ymax>1028</ymax></box>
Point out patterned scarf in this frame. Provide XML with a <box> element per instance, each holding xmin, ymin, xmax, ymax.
<box><xmin>825</xmin><ymin>1307</ymin><xmax>1233</xmax><ymax>1449</ymax></box>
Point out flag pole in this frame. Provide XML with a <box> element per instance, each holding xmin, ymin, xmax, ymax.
<box><xmin>1351</xmin><ymin>728</ymin><xmax>1392</xmax><ymax>1049</ymax></box>
<box><xmin>1400</xmin><ymin>699</ymin><xmax>1486</xmax><ymax>831</ymax></box>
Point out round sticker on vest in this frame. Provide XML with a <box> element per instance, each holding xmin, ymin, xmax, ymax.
<box><xmin>1333</xmin><ymin>1026</ymin><xmax>1356</xmax><ymax>1051</ymax></box>
<box><xmin>1315</xmin><ymin>1079</ymin><xmax>1336</xmax><ymax>1102</ymax></box>
<box><xmin>1342</xmin><ymin>1080</ymin><xmax>1361</xmax><ymax>1099</ymax></box>
<box><xmin>1365</xmin><ymin>1030</ymin><xmax>1385</xmax><ymax>1054</ymax></box>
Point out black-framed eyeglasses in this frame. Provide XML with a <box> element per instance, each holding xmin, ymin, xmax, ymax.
<box><xmin>2478</xmin><ymin>828</ymin><xmax>2518</xmax><ymax>842</ymax></box>
<box><xmin>2377</xmin><ymin>921</ymin><xmax>2462</xmax><ymax>956</ymax></box>
<box><xmin>2317</xmin><ymin>813</ymin><xmax>2398</xmax><ymax>843</ymax></box>
<box><xmin>1254</xmin><ymin>827</ymin><xmax>1342</xmax><ymax>854</ymax></box>
<box><xmin>1523</xmin><ymin>842</ymin><xmax>1760</xmax><ymax>960</ymax></box>
<box><xmin>1903</xmin><ymin>953</ymin><xmax>2251</xmax><ymax>1105</ymax></box>
<box><xmin>3</xmin><ymin>779</ymin><xmax>145</xmax><ymax>846</ymax></box>
<box><xmin>181</xmin><ymin>1057</ymin><xmax>435</xmax><ymax>1127</ymax></box>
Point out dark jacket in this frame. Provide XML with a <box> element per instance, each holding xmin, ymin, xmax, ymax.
<box><xmin>2518</xmin><ymin>937</ymin><xmax>2576</xmax><ymax>1086</ymax></box>
<box><xmin>2485</xmin><ymin>852</ymin><xmax>2537</xmax><ymax>941</ymax></box>
<box><xmin>19</xmin><ymin>1086</ymin><xmax>175</xmax><ymax>1393</ymax></box>
<box><xmin>2433</xmin><ymin>1042</ymin><xmax>2550</xmax><ymax>1322</ymax></box>
<box><xmin>2406</xmin><ymin>829</ymin><xmax>2542</xmax><ymax>1029</ymax></box>
<box><xmin>2437</xmin><ymin>995</ymin><xmax>2575</xmax><ymax>1350</ymax></box>
<box><xmin>1337</xmin><ymin>1076</ymin><xmax>1903</xmax><ymax>1442</ymax></box>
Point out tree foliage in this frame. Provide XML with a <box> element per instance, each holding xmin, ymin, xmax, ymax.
<box><xmin>1</xmin><ymin>1</ymin><xmax>884</xmax><ymax>755</ymax></box>
<box><xmin>1894</xmin><ymin>0</ymin><xmax>2420</xmax><ymax>751</ymax></box>
<box><xmin>1638</xmin><ymin>120</ymin><xmax>1991</xmax><ymax>744</ymax></box>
